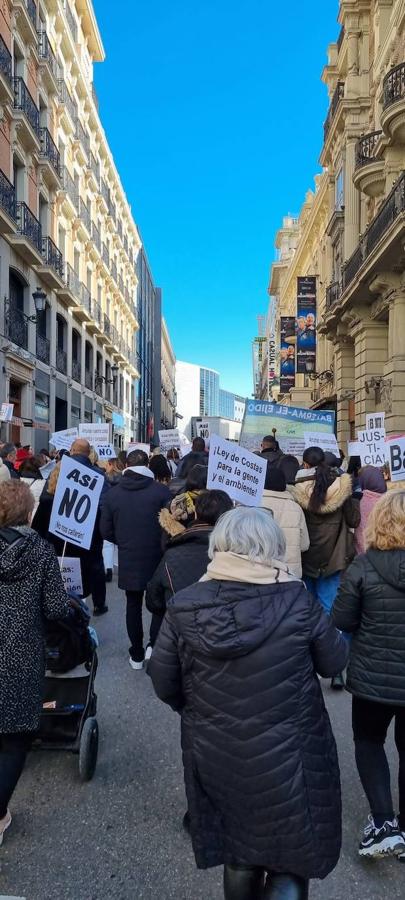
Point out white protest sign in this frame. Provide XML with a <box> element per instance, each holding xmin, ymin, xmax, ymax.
<box><xmin>304</xmin><ymin>432</ymin><xmax>339</xmax><ymax>455</ymax></box>
<box><xmin>127</xmin><ymin>443</ymin><xmax>150</xmax><ymax>455</ymax></box>
<box><xmin>0</xmin><ymin>402</ymin><xmax>14</xmax><ymax>422</ymax></box>
<box><xmin>386</xmin><ymin>435</ymin><xmax>405</xmax><ymax>483</ymax></box>
<box><xmin>366</xmin><ymin>412</ymin><xmax>385</xmax><ymax>431</ymax></box>
<box><xmin>179</xmin><ymin>442</ymin><xmax>192</xmax><ymax>458</ymax></box>
<box><xmin>158</xmin><ymin>429</ymin><xmax>180</xmax><ymax>451</ymax></box>
<box><xmin>58</xmin><ymin>557</ymin><xmax>83</xmax><ymax>597</ymax></box>
<box><xmin>348</xmin><ymin>441</ymin><xmax>362</xmax><ymax>458</ymax></box>
<box><xmin>49</xmin><ymin>454</ymin><xmax>104</xmax><ymax>550</ymax></box>
<box><xmin>97</xmin><ymin>444</ymin><xmax>117</xmax><ymax>460</ymax></box>
<box><xmin>50</xmin><ymin>428</ymin><xmax>78</xmax><ymax>451</ymax></box>
<box><xmin>196</xmin><ymin>419</ymin><xmax>210</xmax><ymax>440</ymax></box>
<box><xmin>39</xmin><ymin>459</ymin><xmax>56</xmax><ymax>480</ymax></box>
<box><xmin>278</xmin><ymin>437</ymin><xmax>306</xmax><ymax>458</ymax></box>
<box><xmin>79</xmin><ymin>423</ymin><xmax>110</xmax><ymax>446</ymax></box>
<box><xmin>357</xmin><ymin>428</ymin><xmax>387</xmax><ymax>467</ymax></box>
<box><xmin>207</xmin><ymin>434</ymin><xmax>266</xmax><ymax>507</ymax></box>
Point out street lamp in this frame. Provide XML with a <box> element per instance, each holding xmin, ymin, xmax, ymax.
<box><xmin>28</xmin><ymin>287</ymin><xmax>47</xmax><ymax>322</ymax></box>
<box><xmin>94</xmin><ymin>363</ymin><xmax>120</xmax><ymax>391</ymax></box>
<box><xmin>305</xmin><ymin>361</ymin><xmax>334</xmax><ymax>383</ymax></box>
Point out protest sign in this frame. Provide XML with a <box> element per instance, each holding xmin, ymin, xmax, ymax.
<box><xmin>347</xmin><ymin>441</ymin><xmax>362</xmax><ymax>458</ymax></box>
<box><xmin>179</xmin><ymin>442</ymin><xmax>192</xmax><ymax>458</ymax></box>
<box><xmin>97</xmin><ymin>444</ymin><xmax>117</xmax><ymax>460</ymax></box>
<box><xmin>207</xmin><ymin>434</ymin><xmax>266</xmax><ymax>506</ymax></box>
<box><xmin>386</xmin><ymin>436</ymin><xmax>405</xmax><ymax>483</ymax></box>
<box><xmin>127</xmin><ymin>443</ymin><xmax>150</xmax><ymax>455</ymax></box>
<box><xmin>50</xmin><ymin>428</ymin><xmax>78</xmax><ymax>452</ymax></box>
<box><xmin>196</xmin><ymin>419</ymin><xmax>210</xmax><ymax>441</ymax></box>
<box><xmin>158</xmin><ymin>429</ymin><xmax>180</xmax><ymax>452</ymax></box>
<box><xmin>39</xmin><ymin>459</ymin><xmax>56</xmax><ymax>480</ymax></box>
<box><xmin>49</xmin><ymin>454</ymin><xmax>104</xmax><ymax>550</ymax></box>
<box><xmin>79</xmin><ymin>423</ymin><xmax>110</xmax><ymax>446</ymax></box>
<box><xmin>366</xmin><ymin>412</ymin><xmax>385</xmax><ymax>431</ymax></box>
<box><xmin>304</xmin><ymin>432</ymin><xmax>339</xmax><ymax>455</ymax></box>
<box><xmin>357</xmin><ymin>429</ymin><xmax>387</xmax><ymax>467</ymax></box>
<box><xmin>239</xmin><ymin>400</ymin><xmax>335</xmax><ymax>453</ymax></box>
<box><xmin>0</xmin><ymin>402</ymin><xmax>14</xmax><ymax>422</ymax></box>
<box><xmin>58</xmin><ymin>557</ymin><xmax>83</xmax><ymax>597</ymax></box>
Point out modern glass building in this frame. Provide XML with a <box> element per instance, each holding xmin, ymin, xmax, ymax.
<box><xmin>136</xmin><ymin>248</ymin><xmax>161</xmax><ymax>442</ymax></box>
<box><xmin>200</xmin><ymin>367</ymin><xmax>220</xmax><ymax>416</ymax></box>
<box><xmin>219</xmin><ymin>389</ymin><xmax>246</xmax><ymax>421</ymax></box>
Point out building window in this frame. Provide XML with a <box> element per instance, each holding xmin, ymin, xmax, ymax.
<box><xmin>35</xmin><ymin>390</ymin><xmax>49</xmax><ymax>423</ymax></box>
<box><xmin>335</xmin><ymin>166</ymin><xmax>344</xmax><ymax>211</ymax></box>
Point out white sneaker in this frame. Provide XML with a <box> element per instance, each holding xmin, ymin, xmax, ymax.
<box><xmin>359</xmin><ymin>815</ymin><xmax>405</xmax><ymax>857</ymax></box>
<box><xmin>129</xmin><ymin>656</ymin><xmax>144</xmax><ymax>671</ymax></box>
<box><xmin>145</xmin><ymin>644</ymin><xmax>153</xmax><ymax>661</ymax></box>
<box><xmin>0</xmin><ymin>809</ymin><xmax>12</xmax><ymax>846</ymax></box>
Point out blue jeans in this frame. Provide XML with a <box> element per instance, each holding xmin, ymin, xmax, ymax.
<box><xmin>304</xmin><ymin>572</ymin><xmax>341</xmax><ymax>615</ymax></box>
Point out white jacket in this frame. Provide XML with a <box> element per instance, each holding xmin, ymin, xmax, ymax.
<box><xmin>261</xmin><ymin>489</ymin><xmax>310</xmax><ymax>578</ymax></box>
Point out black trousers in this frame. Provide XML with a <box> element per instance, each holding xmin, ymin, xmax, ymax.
<box><xmin>0</xmin><ymin>732</ymin><xmax>32</xmax><ymax>819</ymax></box>
<box><xmin>91</xmin><ymin>556</ymin><xmax>106</xmax><ymax>611</ymax></box>
<box><xmin>352</xmin><ymin>695</ymin><xmax>405</xmax><ymax>829</ymax></box>
<box><xmin>223</xmin><ymin>866</ymin><xmax>309</xmax><ymax>900</ymax></box>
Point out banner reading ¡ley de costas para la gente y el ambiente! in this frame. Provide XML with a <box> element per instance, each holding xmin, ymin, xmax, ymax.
<box><xmin>239</xmin><ymin>400</ymin><xmax>336</xmax><ymax>457</ymax></box>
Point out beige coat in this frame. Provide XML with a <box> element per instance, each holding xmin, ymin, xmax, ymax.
<box><xmin>261</xmin><ymin>489</ymin><xmax>310</xmax><ymax>577</ymax></box>
<box><xmin>0</xmin><ymin>458</ymin><xmax>10</xmax><ymax>483</ymax></box>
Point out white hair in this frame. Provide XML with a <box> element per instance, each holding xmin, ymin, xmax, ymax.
<box><xmin>208</xmin><ymin>506</ymin><xmax>286</xmax><ymax>563</ymax></box>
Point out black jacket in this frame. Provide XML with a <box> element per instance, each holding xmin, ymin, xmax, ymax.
<box><xmin>3</xmin><ymin>459</ymin><xmax>19</xmax><ymax>479</ymax></box>
<box><xmin>148</xmin><ymin>577</ymin><xmax>348</xmax><ymax>877</ymax></box>
<box><xmin>332</xmin><ymin>548</ymin><xmax>405</xmax><ymax>705</ymax></box>
<box><xmin>146</xmin><ymin>524</ymin><xmax>212</xmax><ymax>617</ymax></box>
<box><xmin>100</xmin><ymin>472</ymin><xmax>171</xmax><ymax>591</ymax></box>
<box><xmin>259</xmin><ymin>449</ymin><xmax>299</xmax><ymax>485</ymax></box>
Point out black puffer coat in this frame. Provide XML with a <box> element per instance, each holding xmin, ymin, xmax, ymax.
<box><xmin>148</xmin><ymin>578</ymin><xmax>348</xmax><ymax>878</ymax></box>
<box><xmin>332</xmin><ymin>549</ymin><xmax>405</xmax><ymax>705</ymax></box>
<box><xmin>145</xmin><ymin>524</ymin><xmax>212</xmax><ymax>617</ymax></box>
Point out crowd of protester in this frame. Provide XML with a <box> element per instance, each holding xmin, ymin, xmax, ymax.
<box><xmin>1</xmin><ymin>430</ymin><xmax>405</xmax><ymax>898</ymax></box>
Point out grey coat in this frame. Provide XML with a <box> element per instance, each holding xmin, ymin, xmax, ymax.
<box><xmin>0</xmin><ymin>527</ymin><xmax>69</xmax><ymax>732</ymax></box>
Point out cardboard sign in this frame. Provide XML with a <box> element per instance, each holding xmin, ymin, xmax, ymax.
<box><xmin>39</xmin><ymin>459</ymin><xmax>57</xmax><ymax>480</ymax></box>
<box><xmin>50</xmin><ymin>428</ymin><xmax>78</xmax><ymax>452</ymax></box>
<box><xmin>97</xmin><ymin>444</ymin><xmax>117</xmax><ymax>460</ymax></box>
<box><xmin>127</xmin><ymin>443</ymin><xmax>150</xmax><ymax>455</ymax></box>
<box><xmin>58</xmin><ymin>557</ymin><xmax>83</xmax><ymax>598</ymax></box>
<box><xmin>0</xmin><ymin>402</ymin><xmax>14</xmax><ymax>422</ymax></box>
<box><xmin>357</xmin><ymin>429</ymin><xmax>387</xmax><ymax>467</ymax></box>
<box><xmin>158</xmin><ymin>429</ymin><xmax>180</xmax><ymax>452</ymax></box>
<box><xmin>49</xmin><ymin>455</ymin><xmax>104</xmax><ymax>550</ymax></box>
<box><xmin>207</xmin><ymin>434</ymin><xmax>266</xmax><ymax>507</ymax></box>
<box><xmin>366</xmin><ymin>412</ymin><xmax>385</xmax><ymax>431</ymax></box>
<box><xmin>304</xmin><ymin>432</ymin><xmax>339</xmax><ymax>455</ymax></box>
<box><xmin>79</xmin><ymin>423</ymin><xmax>110</xmax><ymax>446</ymax></box>
<box><xmin>387</xmin><ymin>436</ymin><xmax>405</xmax><ymax>483</ymax></box>
<box><xmin>196</xmin><ymin>419</ymin><xmax>210</xmax><ymax>440</ymax></box>
<box><xmin>347</xmin><ymin>441</ymin><xmax>362</xmax><ymax>458</ymax></box>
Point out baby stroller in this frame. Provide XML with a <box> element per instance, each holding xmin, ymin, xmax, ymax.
<box><xmin>33</xmin><ymin>598</ymin><xmax>99</xmax><ymax>782</ymax></box>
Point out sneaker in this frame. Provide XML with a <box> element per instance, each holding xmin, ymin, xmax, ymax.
<box><xmin>0</xmin><ymin>809</ymin><xmax>12</xmax><ymax>847</ymax></box>
<box><xmin>105</xmin><ymin>568</ymin><xmax>113</xmax><ymax>583</ymax></box>
<box><xmin>145</xmin><ymin>643</ymin><xmax>153</xmax><ymax>661</ymax></box>
<box><xmin>397</xmin><ymin>831</ymin><xmax>405</xmax><ymax>861</ymax></box>
<box><xmin>359</xmin><ymin>815</ymin><xmax>405</xmax><ymax>857</ymax></box>
<box><xmin>129</xmin><ymin>656</ymin><xmax>144</xmax><ymax>671</ymax></box>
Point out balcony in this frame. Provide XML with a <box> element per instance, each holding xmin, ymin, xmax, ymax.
<box><xmin>9</xmin><ymin>201</ymin><xmax>42</xmax><ymax>264</ymax></box>
<box><xmin>381</xmin><ymin>62</ymin><xmax>405</xmax><ymax>144</ymax></box>
<box><xmin>13</xmin><ymin>77</ymin><xmax>40</xmax><ymax>149</ymax></box>
<box><xmin>117</xmin><ymin>219</ymin><xmax>123</xmax><ymax>240</ymax></box>
<box><xmin>73</xmin><ymin>117</ymin><xmax>90</xmax><ymax>164</ymax></box>
<box><xmin>87</xmin><ymin>151</ymin><xmax>100</xmax><ymax>190</ymax></box>
<box><xmin>99</xmin><ymin>178</ymin><xmax>109</xmax><ymax>212</ymax></box>
<box><xmin>353</xmin><ymin>130</ymin><xmax>385</xmax><ymax>197</ymax></box>
<box><xmin>65</xmin><ymin>2</ymin><xmax>78</xmax><ymax>43</ymax></box>
<box><xmin>12</xmin><ymin>0</ymin><xmax>37</xmax><ymax>43</ymax></box>
<box><xmin>325</xmin><ymin>281</ymin><xmax>342</xmax><ymax>310</ymax></box>
<box><xmin>57</xmin><ymin>79</ymin><xmax>77</xmax><ymax>132</ymax></box>
<box><xmin>78</xmin><ymin>282</ymin><xmax>92</xmax><ymax>320</ymax></box>
<box><xmin>323</xmin><ymin>81</ymin><xmax>344</xmax><ymax>143</ymax></box>
<box><xmin>59</xmin><ymin>166</ymin><xmax>78</xmax><ymax>218</ymax></box>
<box><xmin>56</xmin><ymin>260</ymin><xmax>80</xmax><ymax>308</ymax></box>
<box><xmin>103</xmin><ymin>314</ymin><xmax>114</xmax><ymax>348</ymax></box>
<box><xmin>34</xmin><ymin>236</ymin><xmax>64</xmax><ymax>288</ymax></box>
<box><xmin>87</xmin><ymin>298</ymin><xmax>103</xmax><ymax>336</ymax></box>
<box><xmin>77</xmin><ymin>197</ymin><xmax>91</xmax><ymax>237</ymax></box>
<box><xmin>36</xmin><ymin>331</ymin><xmax>50</xmax><ymax>364</ymax></box>
<box><xmin>56</xmin><ymin>346</ymin><xmax>67</xmax><ymax>376</ymax></box>
<box><xmin>117</xmin><ymin>275</ymin><xmax>124</xmax><ymax>297</ymax></box>
<box><xmin>85</xmin><ymin>369</ymin><xmax>93</xmax><ymax>390</ymax></box>
<box><xmin>4</xmin><ymin>299</ymin><xmax>28</xmax><ymax>350</ymax></box>
<box><xmin>37</xmin><ymin>31</ymin><xmax>58</xmax><ymax>93</ymax></box>
<box><xmin>101</xmin><ymin>242</ymin><xmax>109</xmax><ymax>269</ymax></box>
<box><xmin>0</xmin><ymin>35</ymin><xmax>13</xmax><ymax>104</ymax></box>
<box><xmin>108</xmin><ymin>198</ymin><xmax>116</xmax><ymax>224</ymax></box>
<box><xmin>0</xmin><ymin>169</ymin><xmax>16</xmax><ymax>234</ymax></box>
<box><xmin>91</xmin><ymin>221</ymin><xmax>101</xmax><ymax>255</ymax></box>
<box><xmin>72</xmin><ymin>358</ymin><xmax>81</xmax><ymax>383</ymax></box>
<box><xmin>110</xmin><ymin>260</ymin><xmax>117</xmax><ymax>284</ymax></box>
<box><xmin>39</xmin><ymin>127</ymin><xmax>61</xmax><ymax>188</ymax></box>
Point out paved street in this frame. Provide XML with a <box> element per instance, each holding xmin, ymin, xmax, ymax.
<box><xmin>1</xmin><ymin>580</ymin><xmax>404</xmax><ymax>900</ymax></box>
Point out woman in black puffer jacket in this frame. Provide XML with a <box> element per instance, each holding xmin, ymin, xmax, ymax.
<box><xmin>149</xmin><ymin>506</ymin><xmax>348</xmax><ymax>900</ymax></box>
<box><xmin>333</xmin><ymin>490</ymin><xmax>405</xmax><ymax>860</ymax></box>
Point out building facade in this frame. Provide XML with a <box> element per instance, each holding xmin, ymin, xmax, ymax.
<box><xmin>270</xmin><ymin>1</ymin><xmax>405</xmax><ymax>445</ymax></box>
<box><xmin>219</xmin><ymin>389</ymin><xmax>245</xmax><ymax>422</ymax></box>
<box><xmin>136</xmin><ymin>248</ymin><xmax>162</xmax><ymax>443</ymax></box>
<box><xmin>161</xmin><ymin>317</ymin><xmax>176</xmax><ymax>429</ymax></box>
<box><xmin>0</xmin><ymin>0</ymin><xmax>145</xmax><ymax>451</ymax></box>
<box><xmin>176</xmin><ymin>361</ymin><xmax>220</xmax><ymax>436</ymax></box>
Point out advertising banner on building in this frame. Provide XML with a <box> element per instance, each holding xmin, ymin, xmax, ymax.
<box><xmin>239</xmin><ymin>400</ymin><xmax>336</xmax><ymax>456</ymax></box>
<box><xmin>280</xmin><ymin>317</ymin><xmax>296</xmax><ymax>394</ymax></box>
<box><xmin>268</xmin><ymin>337</ymin><xmax>278</xmax><ymax>395</ymax></box>
<box><xmin>296</xmin><ymin>276</ymin><xmax>317</xmax><ymax>374</ymax></box>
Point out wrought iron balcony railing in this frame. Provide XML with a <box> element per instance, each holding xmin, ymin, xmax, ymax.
<box><xmin>108</xmin><ymin>198</ymin><xmax>116</xmax><ymax>222</ymax></box>
<box><xmin>39</xmin><ymin>127</ymin><xmax>60</xmax><ymax>175</ymax></box>
<box><xmin>16</xmin><ymin>201</ymin><xmax>42</xmax><ymax>253</ymax></box>
<box><xmin>79</xmin><ymin>282</ymin><xmax>91</xmax><ymax>314</ymax></box>
<box><xmin>60</xmin><ymin>166</ymin><xmax>77</xmax><ymax>208</ymax></box>
<box><xmin>383</xmin><ymin>62</ymin><xmax>405</xmax><ymax>110</ymax></box>
<box><xmin>79</xmin><ymin>198</ymin><xmax>91</xmax><ymax>233</ymax></box>
<box><xmin>85</xmin><ymin>369</ymin><xmax>93</xmax><ymax>390</ymax></box>
<box><xmin>13</xmin><ymin>76</ymin><xmax>40</xmax><ymax>135</ymax></box>
<box><xmin>324</xmin><ymin>81</ymin><xmax>344</xmax><ymax>142</ymax></box>
<box><xmin>56</xmin><ymin>346</ymin><xmax>67</xmax><ymax>375</ymax></box>
<box><xmin>117</xmin><ymin>219</ymin><xmax>122</xmax><ymax>240</ymax></box>
<box><xmin>91</xmin><ymin>221</ymin><xmax>101</xmax><ymax>253</ymax></box>
<box><xmin>37</xmin><ymin>31</ymin><xmax>57</xmax><ymax>78</ymax></box>
<box><xmin>123</xmin><ymin>234</ymin><xmax>128</xmax><ymax>254</ymax></box>
<box><xmin>36</xmin><ymin>331</ymin><xmax>50</xmax><ymax>364</ymax></box>
<box><xmin>102</xmin><ymin>242</ymin><xmax>109</xmax><ymax>267</ymax></box>
<box><xmin>75</xmin><ymin>117</ymin><xmax>90</xmax><ymax>158</ymax></box>
<box><xmin>0</xmin><ymin>168</ymin><xmax>16</xmax><ymax>220</ymax></box>
<box><xmin>0</xmin><ymin>34</ymin><xmax>12</xmax><ymax>83</ymax></box>
<box><xmin>64</xmin><ymin>261</ymin><xmax>81</xmax><ymax>297</ymax></box>
<box><xmin>42</xmin><ymin>236</ymin><xmax>63</xmax><ymax>277</ymax></box>
<box><xmin>65</xmin><ymin>2</ymin><xmax>78</xmax><ymax>42</ymax></box>
<box><xmin>103</xmin><ymin>314</ymin><xmax>112</xmax><ymax>337</ymax></box>
<box><xmin>72</xmin><ymin>358</ymin><xmax>81</xmax><ymax>382</ymax></box>
<box><xmin>26</xmin><ymin>0</ymin><xmax>37</xmax><ymax>27</ymax></box>
<box><xmin>57</xmin><ymin>79</ymin><xmax>77</xmax><ymax>124</ymax></box>
<box><xmin>355</xmin><ymin>131</ymin><xmax>383</xmax><ymax>169</ymax></box>
<box><xmin>325</xmin><ymin>280</ymin><xmax>342</xmax><ymax>309</ymax></box>
<box><xmin>4</xmin><ymin>299</ymin><xmax>28</xmax><ymax>349</ymax></box>
<box><xmin>118</xmin><ymin>275</ymin><xmax>124</xmax><ymax>296</ymax></box>
<box><xmin>100</xmin><ymin>179</ymin><xmax>109</xmax><ymax>206</ymax></box>
<box><xmin>88</xmin><ymin>151</ymin><xmax>100</xmax><ymax>185</ymax></box>
<box><xmin>91</xmin><ymin>298</ymin><xmax>103</xmax><ymax>328</ymax></box>
<box><xmin>110</xmin><ymin>260</ymin><xmax>117</xmax><ymax>283</ymax></box>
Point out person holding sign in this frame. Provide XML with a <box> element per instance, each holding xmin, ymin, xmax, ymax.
<box><xmin>0</xmin><ymin>480</ymin><xmax>69</xmax><ymax>847</ymax></box>
<box><xmin>149</xmin><ymin>507</ymin><xmax>348</xmax><ymax>899</ymax></box>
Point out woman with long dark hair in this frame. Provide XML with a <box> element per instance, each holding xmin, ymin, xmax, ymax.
<box><xmin>292</xmin><ymin>446</ymin><xmax>360</xmax><ymax>688</ymax></box>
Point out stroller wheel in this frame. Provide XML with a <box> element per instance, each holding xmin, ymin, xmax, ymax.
<box><xmin>79</xmin><ymin>717</ymin><xmax>99</xmax><ymax>782</ymax></box>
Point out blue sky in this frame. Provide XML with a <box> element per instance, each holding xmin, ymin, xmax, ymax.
<box><xmin>93</xmin><ymin>0</ymin><xmax>339</xmax><ymax>398</ymax></box>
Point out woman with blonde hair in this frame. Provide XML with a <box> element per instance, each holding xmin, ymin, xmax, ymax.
<box><xmin>333</xmin><ymin>490</ymin><xmax>405</xmax><ymax>859</ymax></box>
